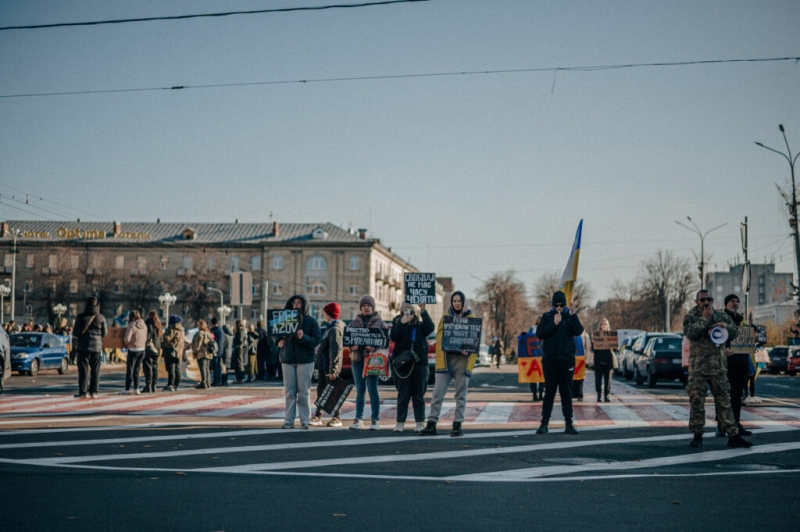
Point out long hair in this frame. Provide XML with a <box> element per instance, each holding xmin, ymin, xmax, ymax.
<box><xmin>129</xmin><ymin>310</ymin><xmax>141</xmax><ymax>322</ymax></box>
<box><xmin>147</xmin><ymin>310</ymin><xmax>162</xmax><ymax>336</ymax></box>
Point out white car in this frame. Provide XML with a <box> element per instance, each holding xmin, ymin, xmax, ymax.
<box><xmin>476</xmin><ymin>345</ymin><xmax>492</xmax><ymax>367</ymax></box>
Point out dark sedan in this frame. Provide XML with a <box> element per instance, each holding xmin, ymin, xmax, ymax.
<box><xmin>635</xmin><ymin>335</ymin><xmax>684</xmax><ymax>387</ymax></box>
<box><xmin>767</xmin><ymin>347</ymin><xmax>790</xmax><ymax>375</ymax></box>
<box><xmin>10</xmin><ymin>333</ymin><xmax>69</xmax><ymax>376</ymax></box>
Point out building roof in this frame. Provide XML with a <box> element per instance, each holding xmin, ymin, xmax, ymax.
<box><xmin>1</xmin><ymin>221</ymin><xmax>366</xmax><ymax>246</ymax></box>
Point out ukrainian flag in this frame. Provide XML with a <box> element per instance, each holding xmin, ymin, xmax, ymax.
<box><xmin>559</xmin><ymin>220</ymin><xmax>583</xmax><ymax>306</ymax></box>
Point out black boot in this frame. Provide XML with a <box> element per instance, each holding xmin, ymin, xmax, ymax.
<box><xmin>450</xmin><ymin>422</ymin><xmax>463</xmax><ymax>437</ymax></box>
<box><xmin>737</xmin><ymin>423</ymin><xmax>753</xmax><ymax>436</ymax></box>
<box><xmin>690</xmin><ymin>433</ymin><xmax>703</xmax><ymax>448</ymax></box>
<box><xmin>715</xmin><ymin>423</ymin><xmax>725</xmax><ymax>437</ymax></box>
<box><xmin>536</xmin><ymin>421</ymin><xmax>549</xmax><ymax>434</ymax></box>
<box><xmin>597</xmin><ymin>393</ymin><xmax>602</xmax><ymax>402</ymax></box>
<box><xmin>727</xmin><ymin>434</ymin><xmax>753</xmax><ymax>448</ymax></box>
<box><xmin>564</xmin><ymin>422</ymin><xmax>579</xmax><ymax>435</ymax></box>
<box><xmin>604</xmin><ymin>393</ymin><xmax>611</xmax><ymax>403</ymax></box>
<box><xmin>420</xmin><ymin>421</ymin><xmax>437</xmax><ymax>436</ymax></box>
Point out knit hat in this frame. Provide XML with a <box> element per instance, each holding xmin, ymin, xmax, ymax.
<box><xmin>552</xmin><ymin>291</ymin><xmax>567</xmax><ymax>307</ymax></box>
<box><xmin>358</xmin><ymin>295</ymin><xmax>376</xmax><ymax>310</ymax></box>
<box><xmin>323</xmin><ymin>302</ymin><xmax>341</xmax><ymax>320</ymax></box>
<box><xmin>724</xmin><ymin>294</ymin><xmax>740</xmax><ymax>306</ymax></box>
<box><xmin>169</xmin><ymin>315</ymin><xmax>182</xmax><ymax>325</ymax></box>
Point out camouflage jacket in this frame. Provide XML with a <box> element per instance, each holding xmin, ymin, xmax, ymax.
<box><xmin>683</xmin><ymin>305</ymin><xmax>739</xmax><ymax>375</ymax></box>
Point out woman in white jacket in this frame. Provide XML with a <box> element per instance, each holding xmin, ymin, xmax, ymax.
<box><xmin>121</xmin><ymin>310</ymin><xmax>147</xmax><ymax>395</ymax></box>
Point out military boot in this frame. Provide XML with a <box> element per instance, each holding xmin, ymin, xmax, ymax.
<box><xmin>690</xmin><ymin>433</ymin><xmax>703</xmax><ymax>448</ymax></box>
<box><xmin>564</xmin><ymin>422</ymin><xmax>579</xmax><ymax>435</ymax></box>
<box><xmin>420</xmin><ymin>421</ymin><xmax>437</xmax><ymax>436</ymax></box>
<box><xmin>727</xmin><ymin>434</ymin><xmax>753</xmax><ymax>448</ymax></box>
<box><xmin>450</xmin><ymin>422</ymin><xmax>463</xmax><ymax>437</ymax></box>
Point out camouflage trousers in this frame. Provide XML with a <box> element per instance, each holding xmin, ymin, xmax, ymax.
<box><xmin>686</xmin><ymin>372</ymin><xmax>739</xmax><ymax>436</ymax></box>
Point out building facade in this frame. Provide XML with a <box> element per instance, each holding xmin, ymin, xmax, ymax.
<box><xmin>1</xmin><ymin>220</ymin><xmax>444</xmax><ymax>327</ymax></box>
<box><xmin>704</xmin><ymin>263</ymin><xmax>793</xmax><ymax>307</ymax></box>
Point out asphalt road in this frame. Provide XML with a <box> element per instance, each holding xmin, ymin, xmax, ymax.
<box><xmin>1</xmin><ymin>364</ymin><xmax>799</xmax><ymax>532</ymax></box>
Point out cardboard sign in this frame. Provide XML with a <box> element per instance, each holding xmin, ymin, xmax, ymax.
<box><xmin>730</xmin><ymin>326</ymin><xmax>757</xmax><ymax>354</ymax></box>
<box><xmin>592</xmin><ymin>330</ymin><xmax>619</xmax><ymax>351</ymax></box>
<box><xmin>441</xmin><ymin>316</ymin><xmax>482</xmax><ymax>353</ymax></box>
<box><xmin>518</xmin><ymin>356</ymin><xmax>544</xmax><ymax>383</ymax></box>
<box><xmin>363</xmin><ymin>352</ymin><xmax>390</xmax><ymax>377</ymax></box>
<box><xmin>267</xmin><ymin>309</ymin><xmax>300</xmax><ymax>338</ymax></box>
<box><xmin>314</xmin><ymin>379</ymin><xmax>354</xmax><ymax>415</ymax></box>
<box><xmin>521</xmin><ymin>335</ymin><xmax>542</xmax><ymax>358</ymax></box>
<box><xmin>404</xmin><ymin>272</ymin><xmax>437</xmax><ymax>304</ymax></box>
<box><xmin>343</xmin><ymin>327</ymin><xmax>389</xmax><ymax>349</ymax></box>
<box><xmin>102</xmin><ymin>327</ymin><xmax>127</xmax><ymax>350</ymax></box>
<box><xmin>573</xmin><ymin>355</ymin><xmax>586</xmax><ymax>380</ymax></box>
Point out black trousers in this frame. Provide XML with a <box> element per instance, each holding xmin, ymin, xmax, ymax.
<box><xmin>164</xmin><ymin>356</ymin><xmax>181</xmax><ymax>388</ymax></box>
<box><xmin>256</xmin><ymin>351</ymin><xmax>269</xmax><ymax>380</ymax></box>
<box><xmin>595</xmin><ymin>361</ymin><xmax>613</xmax><ymax>396</ymax></box>
<box><xmin>314</xmin><ymin>372</ymin><xmax>342</xmax><ymax>418</ymax></box>
<box><xmin>142</xmin><ymin>355</ymin><xmax>159</xmax><ymax>392</ymax></box>
<box><xmin>125</xmin><ymin>350</ymin><xmax>145</xmax><ymax>391</ymax></box>
<box><xmin>395</xmin><ymin>363</ymin><xmax>429</xmax><ymax>423</ymax></box>
<box><xmin>541</xmin><ymin>358</ymin><xmax>575</xmax><ymax>423</ymax></box>
<box><xmin>77</xmin><ymin>350</ymin><xmax>102</xmax><ymax>395</ymax></box>
<box><xmin>728</xmin><ymin>362</ymin><xmax>749</xmax><ymax>424</ymax></box>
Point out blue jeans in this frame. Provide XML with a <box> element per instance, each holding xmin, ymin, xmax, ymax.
<box><xmin>352</xmin><ymin>359</ymin><xmax>380</xmax><ymax>421</ymax></box>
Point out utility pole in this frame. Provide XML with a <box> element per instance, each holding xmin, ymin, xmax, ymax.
<box><xmin>755</xmin><ymin>124</ymin><xmax>800</xmax><ymax>309</ymax></box>
<box><xmin>675</xmin><ymin>218</ymin><xmax>728</xmax><ymax>289</ymax></box>
<box><xmin>10</xmin><ymin>228</ymin><xmax>19</xmax><ymax>322</ymax></box>
<box><xmin>741</xmin><ymin>217</ymin><xmax>750</xmax><ymax>321</ymax></box>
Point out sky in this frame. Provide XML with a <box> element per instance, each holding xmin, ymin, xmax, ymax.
<box><xmin>1</xmin><ymin>0</ymin><xmax>799</xmax><ymax>306</ymax></box>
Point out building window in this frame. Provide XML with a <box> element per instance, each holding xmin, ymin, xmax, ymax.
<box><xmin>49</xmin><ymin>254</ymin><xmax>58</xmax><ymax>269</ymax></box>
<box><xmin>137</xmin><ymin>256</ymin><xmax>147</xmax><ymax>271</ymax></box>
<box><xmin>230</xmin><ymin>256</ymin><xmax>240</xmax><ymax>272</ymax></box>
<box><xmin>3</xmin><ymin>254</ymin><xmax>12</xmax><ymax>268</ymax></box>
<box><xmin>115</xmin><ymin>255</ymin><xmax>124</xmax><ymax>270</ymax></box>
<box><xmin>252</xmin><ymin>284</ymin><xmax>260</xmax><ymax>297</ymax></box>
<box><xmin>207</xmin><ymin>256</ymin><xmax>216</xmax><ymax>270</ymax></box>
<box><xmin>68</xmin><ymin>303</ymin><xmax>78</xmax><ymax>317</ymax></box>
<box><xmin>183</xmin><ymin>256</ymin><xmax>193</xmax><ymax>270</ymax></box>
<box><xmin>251</xmin><ymin>255</ymin><xmax>262</xmax><ymax>271</ymax></box>
<box><xmin>272</xmin><ymin>255</ymin><xmax>283</xmax><ymax>270</ymax></box>
<box><xmin>25</xmin><ymin>254</ymin><xmax>34</xmax><ymax>268</ymax></box>
<box><xmin>272</xmin><ymin>283</ymin><xmax>283</xmax><ymax>296</ymax></box>
<box><xmin>307</xmin><ymin>280</ymin><xmax>327</xmax><ymax>295</ymax></box>
<box><xmin>24</xmin><ymin>279</ymin><xmax>33</xmax><ymax>292</ymax></box>
<box><xmin>160</xmin><ymin>255</ymin><xmax>169</xmax><ymax>270</ymax></box>
<box><xmin>349</xmin><ymin>285</ymin><xmax>359</xmax><ymax>296</ymax></box>
<box><xmin>250</xmin><ymin>309</ymin><xmax>259</xmax><ymax>320</ymax></box>
<box><xmin>69</xmin><ymin>280</ymin><xmax>78</xmax><ymax>293</ymax></box>
<box><xmin>349</xmin><ymin>256</ymin><xmax>360</xmax><ymax>271</ymax></box>
<box><xmin>69</xmin><ymin>255</ymin><xmax>79</xmax><ymax>270</ymax></box>
<box><xmin>114</xmin><ymin>281</ymin><xmax>124</xmax><ymax>294</ymax></box>
<box><xmin>306</xmin><ymin>255</ymin><xmax>327</xmax><ymax>271</ymax></box>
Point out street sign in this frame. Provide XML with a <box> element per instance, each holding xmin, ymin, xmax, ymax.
<box><xmin>230</xmin><ymin>271</ymin><xmax>252</xmax><ymax>306</ymax></box>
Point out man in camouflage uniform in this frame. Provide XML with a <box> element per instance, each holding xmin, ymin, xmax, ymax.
<box><xmin>683</xmin><ymin>289</ymin><xmax>752</xmax><ymax>449</ymax></box>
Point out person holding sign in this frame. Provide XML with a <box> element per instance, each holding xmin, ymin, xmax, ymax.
<box><xmin>390</xmin><ymin>302</ymin><xmax>435</xmax><ymax>432</ymax></box>
<box><xmin>278</xmin><ymin>295</ymin><xmax>322</xmax><ymax>430</ymax></box>
<box><xmin>347</xmin><ymin>295</ymin><xmax>387</xmax><ymax>430</ymax></box>
<box><xmin>592</xmin><ymin>318</ymin><xmax>614</xmax><ymax>403</ymax></box>
<box><xmin>311</xmin><ymin>302</ymin><xmax>345</xmax><ymax>427</ymax></box>
<box><xmin>722</xmin><ymin>294</ymin><xmax>753</xmax><ymax>436</ymax></box>
<box><xmin>421</xmin><ymin>291</ymin><xmax>477</xmax><ymax>438</ymax></box>
<box><xmin>535</xmin><ymin>291</ymin><xmax>584</xmax><ymax>435</ymax></box>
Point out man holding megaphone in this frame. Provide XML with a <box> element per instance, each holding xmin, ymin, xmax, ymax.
<box><xmin>683</xmin><ymin>289</ymin><xmax>753</xmax><ymax>449</ymax></box>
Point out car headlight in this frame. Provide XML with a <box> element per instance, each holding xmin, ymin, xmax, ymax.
<box><xmin>13</xmin><ymin>353</ymin><xmax>28</xmax><ymax>359</ymax></box>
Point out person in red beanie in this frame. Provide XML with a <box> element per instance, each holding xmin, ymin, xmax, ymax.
<box><xmin>311</xmin><ymin>302</ymin><xmax>346</xmax><ymax>427</ymax></box>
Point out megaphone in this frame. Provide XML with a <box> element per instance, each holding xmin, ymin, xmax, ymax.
<box><xmin>709</xmin><ymin>326</ymin><xmax>728</xmax><ymax>345</ymax></box>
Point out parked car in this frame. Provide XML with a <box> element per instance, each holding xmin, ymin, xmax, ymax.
<box><xmin>767</xmin><ymin>346</ymin><xmax>790</xmax><ymax>374</ymax></box>
<box><xmin>623</xmin><ymin>332</ymin><xmax>675</xmax><ymax>380</ymax></box>
<box><xmin>615</xmin><ymin>336</ymin><xmax>635</xmax><ymax>376</ymax></box>
<box><xmin>787</xmin><ymin>347</ymin><xmax>800</xmax><ymax>377</ymax></box>
<box><xmin>634</xmin><ymin>335</ymin><xmax>684</xmax><ymax>387</ymax></box>
<box><xmin>9</xmin><ymin>332</ymin><xmax>70</xmax><ymax>376</ymax></box>
<box><xmin>476</xmin><ymin>345</ymin><xmax>492</xmax><ymax>367</ymax></box>
<box><xmin>0</xmin><ymin>328</ymin><xmax>9</xmax><ymax>394</ymax></box>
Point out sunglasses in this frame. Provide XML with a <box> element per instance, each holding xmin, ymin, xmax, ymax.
<box><xmin>554</xmin><ymin>304</ymin><xmax>565</xmax><ymax>308</ymax></box>
<box><xmin>698</xmin><ymin>297</ymin><xmax>714</xmax><ymax>303</ymax></box>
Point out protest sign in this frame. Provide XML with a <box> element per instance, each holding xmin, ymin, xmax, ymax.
<box><xmin>314</xmin><ymin>379</ymin><xmax>354</xmax><ymax>415</ymax></box>
<box><xmin>343</xmin><ymin>327</ymin><xmax>390</xmax><ymax>349</ymax></box>
<box><xmin>730</xmin><ymin>325</ymin><xmax>757</xmax><ymax>354</ymax></box>
<box><xmin>267</xmin><ymin>309</ymin><xmax>300</xmax><ymax>338</ymax></box>
<box><xmin>441</xmin><ymin>316</ymin><xmax>482</xmax><ymax>353</ymax></box>
<box><xmin>102</xmin><ymin>327</ymin><xmax>126</xmax><ymax>350</ymax></box>
<box><xmin>404</xmin><ymin>272</ymin><xmax>437</xmax><ymax>304</ymax></box>
<box><xmin>592</xmin><ymin>330</ymin><xmax>619</xmax><ymax>351</ymax></box>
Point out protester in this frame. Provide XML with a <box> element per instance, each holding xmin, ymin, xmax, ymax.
<box><xmin>347</xmin><ymin>295</ymin><xmax>387</xmax><ymax>430</ymax></box>
<box><xmin>232</xmin><ymin>320</ymin><xmax>251</xmax><ymax>384</ymax></box>
<box><xmin>492</xmin><ymin>335</ymin><xmax>504</xmax><ymax>368</ymax></box>
<box><xmin>421</xmin><ymin>291</ymin><xmax>478</xmax><ymax>437</ymax></box>
<box><xmin>311</xmin><ymin>302</ymin><xmax>345</xmax><ymax>427</ymax></box>
<box><xmin>246</xmin><ymin>323</ymin><xmax>259</xmax><ymax>382</ymax></box>
<box><xmin>191</xmin><ymin>319</ymin><xmax>215</xmax><ymax>389</ymax></box>
<box><xmin>257</xmin><ymin>320</ymin><xmax>276</xmax><ymax>382</ymax></box>
<box><xmin>721</xmin><ymin>294</ymin><xmax>753</xmax><ymax>436</ymax></box>
<box><xmin>592</xmin><ymin>318</ymin><xmax>614</xmax><ymax>403</ymax></box>
<box><xmin>278</xmin><ymin>295</ymin><xmax>321</xmax><ymax>429</ymax></box>
<box><xmin>72</xmin><ymin>297</ymin><xmax>108</xmax><ymax>399</ymax></box>
<box><xmin>209</xmin><ymin>317</ymin><xmax>225</xmax><ymax>387</ymax></box>
<box><xmin>161</xmin><ymin>315</ymin><xmax>184</xmax><ymax>392</ymax></box>
<box><xmin>683</xmin><ymin>290</ymin><xmax>751</xmax><ymax>448</ymax></box>
<box><xmin>142</xmin><ymin>311</ymin><xmax>163</xmax><ymax>393</ymax></box>
<box><xmin>535</xmin><ymin>291</ymin><xmax>584</xmax><ymax>435</ymax></box>
<box><xmin>221</xmin><ymin>322</ymin><xmax>234</xmax><ymax>385</ymax></box>
<box><xmin>121</xmin><ymin>310</ymin><xmax>147</xmax><ymax>395</ymax></box>
<box><xmin>390</xmin><ymin>302</ymin><xmax>435</xmax><ymax>433</ymax></box>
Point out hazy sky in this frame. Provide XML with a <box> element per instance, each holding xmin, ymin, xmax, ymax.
<box><xmin>2</xmin><ymin>0</ymin><xmax>799</xmax><ymax>304</ymax></box>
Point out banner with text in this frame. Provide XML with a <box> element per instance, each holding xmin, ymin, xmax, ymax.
<box><xmin>343</xmin><ymin>327</ymin><xmax>390</xmax><ymax>349</ymax></box>
<box><xmin>267</xmin><ymin>309</ymin><xmax>300</xmax><ymax>338</ymax></box>
<box><xmin>441</xmin><ymin>316</ymin><xmax>482</xmax><ymax>353</ymax></box>
<box><xmin>592</xmin><ymin>330</ymin><xmax>619</xmax><ymax>351</ymax></box>
<box><xmin>404</xmin><ymin>272</ymin><xmax>437</xmax><ymax>304</ymax></box>
<box><xmin>730</xmin><ymin>325</ymin><xmax>757</xmax><ymax>354</ymax></box>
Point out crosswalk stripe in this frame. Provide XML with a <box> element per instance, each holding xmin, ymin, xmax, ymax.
<box><xmin>474</xmin><ymin>403</ymin><xmax>517</xmax><ymax>424</ymax></box>
<box><xmin>137</xmin><ymin>396</ymin><xmax>251</xmax><ymax>416</ymax></box>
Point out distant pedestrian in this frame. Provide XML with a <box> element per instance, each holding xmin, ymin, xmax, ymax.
<box><xmin>535</xmin><ymin>291</ymin><xmax>584</xmax><ymax>435</ymax></box>
<box><xmin>121</xmin><ymin>310</ymin><xmax>147</xmax><ymax>395</ymax></box>
<box><xmin>221</xmin><ymin>322</ymin><xmax>234</xmax><ymax>385</ymax></box>
<box><xmin>255</xmin><ymin>320</ymin><xmax>271</xmax><ymax>381</ymax></box>
<box><xmin>683</xmin><ymin>290</ymin><xmax>752</xmax><ymax>449</ymax></box>
<box><xmin>390</xmin><ymin>302</ymin><xmax>435</xmax><ymax>433</ymax></box>
<box><xmin>72</xmin><ymin>297</ymin><xmax>108</xmax><ymax>399</ymax></box>
<box><xmin>246</xmin><ymin>323</ymin><xmax>259</xmax><ymax>382</ymax></box>
<box><xmin>311</xmin><ymin>302</ymin><xmax>345</xmax><ymax>427</ymax></box>
<box><xmin>232</xmin><ymin>320</ymin><xmax>250</xmax><ymax>384</ymax></box>
<box><xmin>421</xmin><ymin>291</ymin><xmax>478</xmax><ymax>438</ymax></box>
<box><xmin>161</xmin><ymin>315</ymin><xmax>184</xmax><ymax>391</ymax></box>
<box><xmin>191</xmin><ymin>319</ymin><xmax>215</xmax><ymax>389</ymax></box>
<box><xmin>209</xmin><ymin>317</ymin><xmax>224</xmax><ymax>387</ymax></box>
<box><xmin>592</xmin><ymin>318</ymin><xmax>614</xmax><ymax>403</ymax></box>
<box><xmin>492</xmin><ymin>336</ymin><xmax>504</xmax><ymax>368</ymax></box>
<box><xmin>347</xmin><ymin>295</ymin><xmax>387</xmax><ymax>430</ymax></box>
<box><xmin>142</xmin><ymin>311</ymin><xmax>163</xmax><ymax>393</ymax></box>
<box><xmin>278</xmin><ymin>295</ymin><xmax>321</xmax><ymax>429</ymax></box>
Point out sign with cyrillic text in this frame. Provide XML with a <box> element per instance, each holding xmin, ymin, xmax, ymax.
<box><xmin>404</xmin><ymin>272</ymin><xmax>437</xmax><ymax>304</ymax></box>
<box><xmin>441</xmin><ymin>316</ymin><xmax>482</xmax><ymax>353</ymax></box>
<box><xmin>343</xmin><ymin>327</ymin><xmax>390</xmax><ymax>349</ymax></box>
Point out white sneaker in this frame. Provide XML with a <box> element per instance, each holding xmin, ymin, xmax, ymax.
<box><xmin>350</xmin><ymin>419</ymin><xmax>364</xmax><ymax>430</ymax></box>
<box><xmin>309</xmin><ymin>416</ymin><xmax>323</xmax><ymax>426</ymax></box>
<box><xmin>370</xmin><ymin>420</ymin><xmax>380</xmax><ymax>431</ymax></box>
<box><xmin>414</xmin><ymin>422</ymin><xmax>425</xmax><ymax>433</ymax></box>
<box><xmin>393</xmin><ymin>422</ymin><xmax>404</xmax><ymax>432</ymax></box>
<box><xmin>89</xmin><ymin>393</ymin><xmax>97</xmax><ymax>399</ymax></box>
<box><xmin>134</xmin><ymin>389</ymin><xmax>141</xmax><ymax>395</ymax></box>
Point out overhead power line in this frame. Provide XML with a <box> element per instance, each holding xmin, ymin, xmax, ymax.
<box><xmin>1</xmin><ymin>56</ymin><xmax>797</xmax><ymax>100</ymax></box>
<box><xmin>0</xmin><ymin>0</ymin><xmax>432</xmax><ymax>31</ymax></box>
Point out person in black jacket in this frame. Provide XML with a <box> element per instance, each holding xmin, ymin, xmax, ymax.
<box><xmin>278</xmin><ymin>295</ymin><xmax>321</xmax><ymax>429</ymax></box>
<box><xmin>535</xmin><ymin>291</ymin><xmax>584</xmax><ymax>435</ymax></box>
<box><xmin>390</xmin><ymin>302</ymin><xmax>435</xmax><ymax>433</ymax></box>
<box><xmin>72</xmin><ymin>297</ymin><xmax>108</xmax><ymax>399</ymax></box>
<box><xmin>722</xmin><ymin>294</ymin><xmax>753</xmax><ymax>437</ymax></box>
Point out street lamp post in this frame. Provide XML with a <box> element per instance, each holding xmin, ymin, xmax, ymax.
<box><xmin>9</xmin><ymin>228</ymin><xmax>19</xmax><ymax>321</ymax></box>
<box><xmin>217</xmin><ymin>305</ymin><xmax>232</xmax><ymax>324</ymax></box>
<box><xmin>158</xmin><ymin>292</ymin><xmax>177</xmax><ymax>320</ymax></box>
<box><xmin>675</xmin><ymin>217</ymin><xmax>729</xmax><ymax>290</ymax></box>
<box><xmin>0</xmin><ymin>285</ymin><xmax>10</xmax><ymax>324</ymax></box>
<box><xmin>52</xmin><ymin>303</ymin><xmax>67</xmax><ymax>327</ymax></box>
<box><xmin>207</xmin><ymin>287</ymin><xmax>225</xmax><ymax>323</ymax></box>
<box><xmin>755</xmin><ymin>124</ymin><xmax>800</xmax><ymax>308</ymax></box>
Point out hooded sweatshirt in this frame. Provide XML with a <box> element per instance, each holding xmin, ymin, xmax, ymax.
<box><xmin>279</xmin><ymin>294</ymin><xmax>322</xmax><ymax>365</ymax></box>
<box><xmin>124</xmin><ymin>318</ymin><xmax>148</xmax><ymax>351</ymax></box>
<box><xmin>434</xmin><ymin>291</ymin><xmax>478</xmax><ymax>374</ymax></box>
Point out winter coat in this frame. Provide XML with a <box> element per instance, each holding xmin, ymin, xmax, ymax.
<box><xmin>257</xmin><ymin>327</ymin><xmax>276</xmax><ymax>363</ymax></box>
<box><xmin>434</xmin><ymin>301</ymin><xmax>478</xmax><ymax>375</ymax></box>
<box><xmin>73</xmin><ymin>304</ymin><xmax>107</xmax><ymax>354</ymax></box>
<box><xmin>683</xmin><ymin>305</ymin><xmax>738</xmax><ymax>376</ymax></box>
<box><xmin>347</xmin><ymin>312</ymin><xmax>387</xmax><ymax>363</ymax></box>
<box><xmin>536</xmin><ymin>308</ymin><xmax>585</xmax><ymax>361</ymax></box>
<box><xmin>162</xmin><ymin>324</ymin><xmax>185</xmax><ymax>359</ymax></box>
<box><xmin>317</xmin><ymin>319</ymin><xmax>345</xmax><ymax>376</ymax></box>
<box><xmin>390</xmin><ymin>310</ymin><xmax>435</xmax><ymax>362</ymax></box>
<box><xmin>232</xmin><ymin>328</ymin><xmax>250</xmax><ymax>372</ymax></box>
<box><xmin>145</xmin><ymin>318</ymin><xmax>163</xmax><ymax>357</ymax></box>
<box><xmin>192</xmin><ymin>329</ymin><xmax>215</xmax><ymax>360</ymax></box>
<box><xmin>210</xmin><ymin>325</ymin><xmax>225</xmax><ymax>359</ymax></box>
<box><xmin>278</xmin><ymin>294</ymin><xmax>321</xmax><ymax>365</ymax></box>
<box><xmin>124</xmin><ymin>319</ymin><xmax>147</xmax><ymax>351</ymax></box>
<box><xmin>222</xmin><ymin>325</ymin><xmax>234</xmax><ymax>366</ymax></box>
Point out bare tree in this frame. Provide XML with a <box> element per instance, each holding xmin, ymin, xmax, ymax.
<box><xmin>635</xmin><ymin>250</ymin><xmax>695</xmax><ymax>332</ymax></box>
<box><xmin>180</xmin><ymin>252</ymin><xmax>226</xmax><ymax>323</ymax></box>
<box><xmin>475</xmin><ymin>271</ymin><xmax>536</xmax><ymax>361</ymax></box>
<box><xmin>532</xmin><ymin>271</ymin><xmax>592</xmax><ymax>314</ymax></box>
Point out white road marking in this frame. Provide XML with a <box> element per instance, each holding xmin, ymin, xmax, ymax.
<box><xmin>473</xmin><ymin>402</ymin><xmax>516</xmax><ymax>424</ymax></box>
<box><xmin>198</xmin><ymin>397</ymin><xmax>285</xmax><ymax>417</ymax></box>
<box><xmin>763</xmin><ymin>407</ymin><xmax>800</xmax><ymax>420</ymax></box>
<box><xmin>599</xmin><ymin>405</ymin><xmax>647</xmax><ymax>427</ymax></box>
<box><xmin>135</xmin><ymin>396</ymin><xmax>250</xmax><ymax>416</ymax></box>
